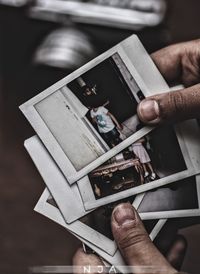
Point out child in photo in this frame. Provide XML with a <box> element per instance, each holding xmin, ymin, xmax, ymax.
<box><xmin>132</xmin><ymin>137</ymin><xmax>156</xmax><ymax>180</ymax></box>
<box><xmin>90</xmin><ymin>105</ymin><xmax>123</xmax><ymax>147</ymax></box>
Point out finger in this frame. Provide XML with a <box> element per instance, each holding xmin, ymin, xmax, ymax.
<box><xmin>151</xmin><ymin>39</ymin><xmax>200</xmax><ymax>87</ymax></box>
<box><xmin>137</xmin><ymin>84</ymin><xmax>200</xmax><ymax>125</ymax></box>
<box><xmin>73</xmin><ymin>247</ymin><xmax>104</xmax><ymax>274</ymax></box>
<box><xmin>151</xmin><ymin>44</ymin><xmax>183</xmax><ymax>84</ymax></box>
<box><xmin>166</xmin><ymin>235</ymin><xmax>187</xmax><ymax>271</ymax></box>
<box><xmin>111</xmin><ymin>203</ymin><xmax>177</xmax><ymax>274</ymax></box>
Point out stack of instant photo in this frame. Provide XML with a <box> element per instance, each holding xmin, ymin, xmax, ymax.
<box><xmin>20</xmin><ymin>35</ymin><xmax>200</xmax><ymax>273</ymax></box>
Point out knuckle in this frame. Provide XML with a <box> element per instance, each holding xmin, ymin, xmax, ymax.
<box><xmin>161</xmin><ymin>85</ymin><xmax>200</xmax><ymax>121</ymax></box>
<box><xmin>162</xmin><ymin>91</ymin><xmax>187</xmax><ymax>119</ymax></box>
<box><xmin>117</xmin><ymin>229</ymin><xmax>149</xmax><ymax>251</ymax></box>
<box><xmin>171</xmin><ymin>91</ymin><xmax>187</xmax><ymax>112</ymax></box>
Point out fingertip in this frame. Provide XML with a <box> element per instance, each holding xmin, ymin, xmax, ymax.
<box><xmin>111</xmin><ymin>204</ymin><xmax>152</xmax><ymax>266</ymax></box>
<box><xmin>112</xmin><ymin>203</ymin><xmax>136</xmax><ymax>221</ymax></box>
<box><xmin>111</xmin><ymin>203</ymin><xmax>138</xmax><ymax>234</ymax></box>
<box><xmin>73</xmin><ymin>247</ymin><xmax>104</xmax><ymax>268</ymax></box>
<box><xmin>137</xmin><ymin>99</ymin><xmax>161</xmax><ymax>125</ymax></box>
<box><xmin>72</xmin><ymin>247</ymin><xmax>86</xmax><ymax>264</ymax></box>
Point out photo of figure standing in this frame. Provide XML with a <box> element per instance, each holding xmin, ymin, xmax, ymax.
<box><xmin>90</xmin><ymin>104</ymin><xmax>123</xmax><ymax>147</ymax></box>
<box><xmin>132</xmin><ymin>124</ymin><xmax>156</xmax><ymax>181</ymax></box>
<box><xmin>67</xmin><ymin>52</ymin><xmax>145</xmax><ymax>149</ymax></box>
<box><xmin>20</xmin><ymin>36</ymin><xmax>173</xmax><ymax>184</ymax></box>
<box><xmin>78</xmin><ymin>124</ymin><xmax>189</xmax><ymax>207</ymax></box>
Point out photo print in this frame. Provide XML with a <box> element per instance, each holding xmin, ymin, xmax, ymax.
<box><xmin>25</xmin><ymin>119</ymin><xmax>200</xmax><ymax>234</ymax></box>
<box><xmin>25</xmin><ymin>135</ymin><xmax>200</xmax><ymax>228</ymax></box>
<box><xmin>78</xmin><ymin>119</ymin><xmax>200</xmax><ymax>210</ymax></box>
<box><xmin>137</xmin><ymin>175</ymin><xmax>200</xmax><ymax>220</ymax></box>
<box><xmin>24</xmin><ymin>135</ymin><xmax>92</xmax><ymax>224</ymax></box>
<box><xmin>89</xmin><ymin>125</ymin><xmax>186</xmax><ymax>200</ymax></box>
<box><xmin>67</xmin><ymin>52</ymin><xmax>145</xmax><ymax>150</ymax></box>
<box><xmin>35</xmin><ymin>188</ymin><xmax>166</xmax><ymax>273</ymax></box>
<box><xmin>79</xmin><ymin>200</ymin><xmax>161</xmax><ymax>242</ymax></box>
<box><xmin>46</xmin><ymin>192</ymin><xmax>162</xmax><ymax>255</ymax></box>
<box><xmin>20</xmin><ymin>35</ymin><xmax>170</xmax><ymax>184</ymax></box>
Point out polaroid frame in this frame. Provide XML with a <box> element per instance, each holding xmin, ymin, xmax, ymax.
<box><xmin>25</xmin><ymin>136</ymin><xmax>148</xmax><ymax>256</ymax></box>
<box><xmin>20</xmin><ymin>35</ymin><xmax>170</xmax><ymax>185</ymax></box>
<box><xmin>34</xmin><ymin>188</ymin><xmax>166</xmax><ymax>273</ymax></box>
<box><xmin>24</xmin><ymin>135</ymin><xmax>146</xmax><ymax>223</ymax></box>
<box><xmin>134</xmin><ymin>175</ymin><xmax>200</xmax><ymax>220</ymax></box>
<box><xmin>78</xmin><ymin>119</ymin><xmax>200</xmax><ymax>210</ymax></box>
<box><xmin>23</xmin><ymin>135</ymin><xmax>147</xmax><ymax>225</ymax></box>
<box><xmin>30</xmin><ymin>0</ymin><xmax>165</xmax><ymax>30</ymax></box>
<box><xmin>24</xmin><ymin>135</ymin><xmax>92</xmax><ymax>224</ymax></box>
<box><xmin>25</xmin><ymin>128</ymin><xmax>200</xmax><ymax>224</ymax></box>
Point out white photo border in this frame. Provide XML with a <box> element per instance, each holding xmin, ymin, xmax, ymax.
<box><xmin>24</xmin><ymin>135</ymin><xmax>92</xmax><ymax>224</ymax></box>
<box><xmin>78</xmin><ymin>119</ymin><xmax>200</xmax><ymax>210</ymax></box>
<box><xmin>20</xmin><ymin>35</ymin><xmax>170</xmax><ymax>184</ymax></box>
<box><xmin>34</xmin><ymin>188</ymin><xmax>166</xmax><ymax>273</ymax></box>
<box><xmin>25</xmin><ymin>126</ymin><xmax>200</xmax><ymax>226</ymax></box>
<box><xmin>135</xmin><ymin>175</ymin><xmax>200</xmax><ymax>220</ymax></box>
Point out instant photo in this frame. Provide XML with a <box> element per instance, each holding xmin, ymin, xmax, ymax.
<box><xmin>24</xmin><ymin>135</ymin><xmax>92</xmax><ymax>224</ymax></box>
<box><xmin>79</xmin><ymin>200</ymin><xmax>161</xmax><ymax>242</ymax></box>
<box><xmin>89</xmin><ymin>125</ymin><xmax>186</xmax><ymax>200</ymax></box>
<box><xmin>137</xmin><ymin>175</ymin><xmax>200</xmax><ymax>220</ymax></box>
<box><xmin>20</xmin><ymin>35</ymin><xmax>170</xmax><ymax>184</ymax></box>
<box><xmin>35</xmin><ymin>188</ymin><xmax>165</xmax><ymax>274</ymax></box>
<box><xmin>44</xmin><ymin>190</ymin><xmax>163</xmax><ymax>256</ymax></box>
<box><xmin>67</xmin><ymin>52</ymin><xmax>144</xmax><ymax>149</ymax></box>
<box><xmin>78</xmin><ymin>120</ymin><xmax>200</xmax><ymax>210</ymax></box>
<box><xmin>25</xmin><ymin>135</ymin><xmax>200</xmax><ymax>225</ymax></box>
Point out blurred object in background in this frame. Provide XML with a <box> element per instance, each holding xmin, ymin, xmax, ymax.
<box><xmin>34</xmin><ymin>28</ymin><xmax>96</xmax><ymax>69</ymax></box>
<box><xmin>0</xmin><ymin>0</ymin><xmax>168</xmax><ymax>71</ymax></box>
<box><xmin>32</xmin><ymin>0</ymin><xmax>168</xmax><ymax>70</ymax></box>
<box><xmin>30</xmin><ymin>0</ymin><xmax>167</xmax><ymax>30</ymax></box>
<box><xmin>0</xmin><ymin>0</ymin><xmax>30</xmax><ymax>7</ymax></box>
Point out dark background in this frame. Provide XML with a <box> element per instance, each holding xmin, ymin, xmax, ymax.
<box><xmin>68</xmin><ymin>57</ymin><xmax>138</xmax><ymax>122</ymax></box>
<box><xmin>1</xmin><ymin>1</ymin><xmax>200</xmax><ymax>274</ymax></box>
<box><xmin>138</xmin><ymin>176</ymin><xmax>199</xmax><ymax>212</ymax></box>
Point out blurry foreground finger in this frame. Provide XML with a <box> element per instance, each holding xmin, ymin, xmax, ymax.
<box><xmin>73</xmin><ymin>247</ymin><xmax>105</xmax><ymax>274</ymax></box>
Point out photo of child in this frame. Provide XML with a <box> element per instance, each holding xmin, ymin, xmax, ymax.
<box><xmin>132</xmin><ymin>137</ymin><xmax>156</xmax><ymax>180</ymax></box>
<box><xmin>90</xmin><ymin>105</ymin><xmax>123</xmax><ymax>147</ymax></box>
<box><xmin>67</xmin><ymin>52</ymin><xmax>144</xmax><ymax>149</ymax></box>
<box><xmin>88</xmin><ymin>125</ymin><xmax>187</xmax><ymax>200</ymax></box>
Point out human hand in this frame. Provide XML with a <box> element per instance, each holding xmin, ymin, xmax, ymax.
<box><xmin>137</xmin><ymin>39</ymin><xmax>200</xmax><ymax>125</ymax></box>
<box><xmin>73</xmin><ymin>204</ymin><xmax>179</xmax><ymax>274</ymax></box>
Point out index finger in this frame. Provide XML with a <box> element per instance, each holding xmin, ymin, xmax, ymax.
<box><xmin>151</xmin><ymin>39</ymin><xmax>200</xmax><ymax>87</ymax></box>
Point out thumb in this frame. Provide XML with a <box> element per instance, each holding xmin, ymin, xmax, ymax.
<box><xmin>111</xmin><ymin>203</ymin><xmax>177</xmax><ymax>274</ymax></box>
<box><xmin>137</xmin><ymin>83</ymin><xmax>200</xmax><ymax>125</ymax></box>
<box><xmin>73</xmin><ymin>247</ymin><xmax>105</xmax><ymax>274</ymax></box>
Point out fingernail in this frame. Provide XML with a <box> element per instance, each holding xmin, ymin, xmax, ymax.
<box><xmin>138</xmin><ymin>99</ymin><xmax>160</xmax><ymax>123</ymax></box>
<box><xmin>113</xmin><ymin>204</ymin><xmax>136</xmax><ymax>226</ymax></box>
